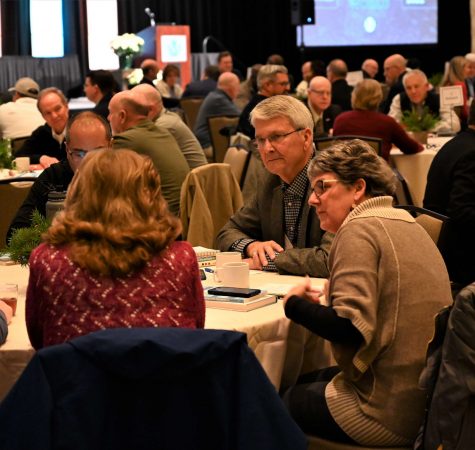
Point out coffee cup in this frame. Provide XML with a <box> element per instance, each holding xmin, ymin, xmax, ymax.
<box><xmin>13</xmin><ymin>157</ymin><xmax>30</xmax><ymax>172</ymax></box>
<box><xmin>215</xmin><ymin>251</ymin><xmax>241</xmax><ymax>268</ymax></box>
<box><xmin>214</xmin><ymin>262</ymin><xmax>249</xmax><ymax>288</ymax></box>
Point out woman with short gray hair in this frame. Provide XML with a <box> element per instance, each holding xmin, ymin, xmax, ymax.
<box><xmin>283</xmin><ymin>140</ymin><xmax>452</xmax><ymax>446</ymax></box>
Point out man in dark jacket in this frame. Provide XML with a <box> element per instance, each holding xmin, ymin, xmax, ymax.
<box><xmin>16</xmin><ymin>87</ymin><xmax>70</xmax><ymax>167</ymax></box>
<box><xmin>423</xmin><ymin>101</ymin><xmax>475</xmax><ymax>286</ymax></box>
<box><xmin>8</xmin><ymin>112</ymin><xmax>111</xmax><ymax>237</ymax></box>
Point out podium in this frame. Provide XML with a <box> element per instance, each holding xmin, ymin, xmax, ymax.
<box><xmin>137</xmin><ymin>25</ymin><xmax>192</xmax><ymax>89</ymax></box>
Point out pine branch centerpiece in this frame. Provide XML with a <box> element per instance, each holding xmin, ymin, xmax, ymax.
<box><xmin>401</xmin><ymin>107</ymin><xmax>439</xmax><ymax>145</ymax></box>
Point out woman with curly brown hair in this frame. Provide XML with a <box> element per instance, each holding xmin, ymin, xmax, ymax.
<box><xmin>26</xmin><ymin>148</ymin><xmax>205</xmax><ymax>350</ymax></box>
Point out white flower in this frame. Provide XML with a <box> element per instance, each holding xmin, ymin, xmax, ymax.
<box><xmin>110</xmin><ymin>33</ymin><xmax>144</xmax><ymax>57</ymax></box>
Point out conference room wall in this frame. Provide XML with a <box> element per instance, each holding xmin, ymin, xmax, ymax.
<box><xmin>0</xmin><ymin>0</ymin><xmax>471</xmax><ymax>89</ymax></box>
<box><xmin>117</xmin><ymin>0</ymin><xmax>471</xmax><ymax>83</ymax></box>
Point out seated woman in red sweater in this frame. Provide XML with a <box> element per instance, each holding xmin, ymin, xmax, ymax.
<box><xmin>26</xmin><ymin>149</ymin><xmax>205</xmax><ymax>350</ymax></box>
<box><xmin>333</xmin><ymin>79</ymin><xmax>423</xmax><ymax>160</ymax></box>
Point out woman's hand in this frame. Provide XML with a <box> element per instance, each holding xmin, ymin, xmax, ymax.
<box><xmin>282</xmin><ymin>276</ymin><xmax>324</xmax><ymax>307</ymax></box>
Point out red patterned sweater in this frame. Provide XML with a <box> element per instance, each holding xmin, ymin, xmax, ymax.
<box><xmin>26</xmin><ymin>241</ymin><xmax>205</xmax><ymax>349</ymax></box>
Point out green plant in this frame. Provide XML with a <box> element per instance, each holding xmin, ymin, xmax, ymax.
<box><xmin>428</xmin><ymin>72</ymin><xmax>443</xmax><ymax>88</ymax></box>
<box><xmin>401</xmin><ymin>107</ymin><xmax>439</xmax><ymax>131</ymax></box>
<box><xmin>5</xmin><ymin>210</ymin><xmax>51</xmax><ymax>265</ymax></box>
<box><xmin>0</xmin><ymin>139</ymin><xmax>12</xmax><ymax>169</ymax></box>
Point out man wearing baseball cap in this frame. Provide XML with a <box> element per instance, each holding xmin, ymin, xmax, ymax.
<box><xmin>0</xmin><ymin>77</ymin><xmax>44</xmax><ymax>140</ymax></box>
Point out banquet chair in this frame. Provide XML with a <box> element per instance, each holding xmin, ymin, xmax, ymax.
<box><xmin>314</xmin><ymin>136</ymin><xmax>383</xmax><ymax>156</ymax></box>
<box><xmin>180</xmin><ymin>163</ymin><xmax>243</xmax><ymax>248</ymax></box>
<box><xmin>392</xmin><ymin>168</ymin><xmax>414</xmax><ymax>206</ymax></box>
<box><xmin>179</xmin><ymin>97</ymin><xmax>204</xmax><ymax>130</ymax></box>
<box><xmin>0</xmin><ymin>328</ymin><xmax>307</xmax><ymax>450</ymax></box>
<box><xmin>207</xmin><ymin>115</ymin><xmax>239</xmax><ymax>163</ymax></box>
<box><xmin>223</xmin><ymin>145</ymin><xmax>251</xmax><ymax>188</ymax></box>
<box><xmin>10</xmin><ymin>136</ymin><xmax>29</xmax><ymax>156</ymax></box>
<box><xmin>395</xmin><ymin>205</ymin><xmax>449</xmax><ymax>249</ymax></box>
<box><xmin>0</xmin><ymin>182</ymin><xmax>32</xmax><ymax>247</ymax></box>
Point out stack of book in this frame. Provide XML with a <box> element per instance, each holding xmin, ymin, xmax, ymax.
<box><xmin>193</xmin><ymin>246</ymin><xmax>220</xmax><ymax>267</ymax></box>
<box><xmin>204</xmin><ymin>287</ymin><xmax>277</xmax><ymax>312</ymax></box>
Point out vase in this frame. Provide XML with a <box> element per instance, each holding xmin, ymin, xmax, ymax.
<box><xmin>407</xmin><ymin>131</ymin><xmax>429</xmax><ymax>145</ymax></box>
<box><xmin>119</xmin><ymin>54</ymin><xmax>134</xmax><ymax>70</ymax></box>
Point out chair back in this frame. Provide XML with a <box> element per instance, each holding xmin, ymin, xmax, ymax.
<box><xmin>0</xmin><ymin>328</ymin><xmax>307</xmax><ymax>450</ymax></box>
<box><xmin>0</xmin><ymin>182</ymin><xmax>32</xmax><ymax>247</ymax></box>
<box><xmin>223</xmin><ymin>145</ymin><xmax>251</xmax><ymax>188</ymax></box>
<box><xmin>10</xmin><ymin>137</ymin><xmax>29</xmax><ymax>157</ymax></box>
<box><xmin>207</xmin><ymin>115</ymin><xmax>239</xmax><ymax>163</ymax></box>
<box><xmin>392</xmin><ymin>168</ymin><xmax>414</xmax><ymax>206</ymax></box>
<box><xmin>395</xmin><ymin>205</ymin><xmax>449</xmax><ymax>249</ymax></box>
<box><xmin>315</xmin><ymin>135</ymin><xmax>383</xmax><ymax>155</ymax></box>
<box><xmin>180</xmin><ymin>163</ymin><xmax>243</xmax><ymax>248</ymax></box>
<box><xmin>179</xmin><ymin>97</ymin><xmax>204</xmax><ymax>130</ymax></box>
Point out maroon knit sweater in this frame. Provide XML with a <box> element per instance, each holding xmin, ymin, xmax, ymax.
<box><xmin>26</xmin><ymin>241</ymin><xmax>205</xmax><ymax>349</ymax></box>
<box><xmin>333</xmin><ymin>110</ymin><xmax>423</xmax><ymax>160</ymax></box>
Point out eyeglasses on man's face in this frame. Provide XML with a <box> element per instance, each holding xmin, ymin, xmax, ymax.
<box><xmin>311</xmin><ymin>179</ymin><xmax>340</xmax><ymax>198</ymax></box>
<box><xmin>309</xmin><ymin>89</ymin><xmax>331</xmax><ymax>97</ymax></box>
<box><xmin>252</xmin><ymin>128</ymin><xmax>303</xmax><ymax>148</ymax></box>
<box><xmin>67</xmin><ymin>148</ymin><xmax>88</xmax><ymax>159</ymax></box>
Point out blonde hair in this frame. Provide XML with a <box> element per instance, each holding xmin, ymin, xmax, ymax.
<box><xmin>45</xmin><ymin>149</ymin><xmax>181</xmax><ymax>277</ymax></box>
<box><xmin>441</xmin><ymin>56</ymin><xmax>466</xmax><ymax>86</ymax></box>
<box><xmin>351</xmin><ymin>79</ymin><xmax>383</xmax><ymax>111</ymax></box>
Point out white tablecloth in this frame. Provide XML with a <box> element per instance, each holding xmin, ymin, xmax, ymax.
<box><xmin>390</xmin><ymin>137</ymin><xmax>452</xmax><ymax>207</ymax></box>
<box><xmin>0</xmin><ymin>264</ymin><xmax>332</xmax><ymax>399</ymax></box>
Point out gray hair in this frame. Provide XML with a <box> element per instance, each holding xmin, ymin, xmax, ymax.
<box><xmin>250</xmin><ymin>94</ymin><xmax>314</xmax><ymax>132</ymax></box>
<box><xmin>257</xmin><ymin>64</ymin><xmax>288</xmax><ymax>90</ymax></box>
<box><xmin>402</xmin><ymin>69</ymin><xmax>428</xmax><ymax>88</ymax></box>
<box><xmin>308</xmin><ymin>139</ymin><xmax>396</xmax><ymax>197</ymax></box>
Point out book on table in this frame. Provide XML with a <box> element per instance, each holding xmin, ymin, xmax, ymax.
<box><xmin>204</xmin><ymin>287</ymin><xmax>277</xmax><ymax>311</ymax></box>
<box><xmin>193</xmin><ymin>246</ymin><xmax>220</xmax><ymax>267</ymax></box>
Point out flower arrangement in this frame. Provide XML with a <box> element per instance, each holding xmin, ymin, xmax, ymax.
<box><xmin>110</xmin><ymin>33</ymin><xmax>144</xmax><ymax>69</ymax></box>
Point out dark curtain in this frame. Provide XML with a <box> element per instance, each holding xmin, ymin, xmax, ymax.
<box><xmin>63</xmin><ymin>0</ymin><xmax>88</xmax><ymax>78</ymax></box>
<box><xmin>117</xmin><ymin>0</ymin><xmax>299</xmax><ymax>79</ymax></box>
<box><xmin>117</xmin><ymin>0</ymin><xmax>471</xmax><ymax>83</ymax></box>
<box><xmin>1</xmin><ymin>0</ymin><xmax>31</xmax><ymax>55</ymax></box>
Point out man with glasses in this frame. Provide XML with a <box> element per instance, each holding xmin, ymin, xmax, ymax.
<box><xmin>8</xmin><ymin>112</ymin><xmax>111</xmax><ymax>237</ymax></box>
<box><xmin>307</xmin><ymin>76</ymin><xmax>342</xmax><ymax>138</ymax></box>
<box><xmin>237</xmin><ymin>64</ymin><xmax>290</xmax><ymax>138</ymax></box>
<box><xmin>217</xmin><ymin>95</ymin><xmax>332</xmax><ymax>277</ymax></box>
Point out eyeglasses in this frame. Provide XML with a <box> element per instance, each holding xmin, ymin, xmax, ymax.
<box><xmin>67</xmin><ymin>149</ymin><xmax>88</xmax><ymax>159</ymax></box>
<box><xmin>311</xmin><ymin>179</ymin><xmax>340</xmax><ymax>198</ymax></box>
<box><xmin>275</xmin><ymin>81</ymin><xmax>290</xmax><ymax>86</ymax></box>
<box><xmin>309</xmin><ymin>89</ymin><xmax>331</xmax><ymax>97</ymax></box>
<box><xmin>252</xmin><ymin>128</ymin><xmax>303</xmax><ymax>148</ymax></box>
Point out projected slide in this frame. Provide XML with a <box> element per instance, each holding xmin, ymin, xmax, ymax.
<box><xmin>298</xmin><ymin>0</ymin><xmax>437</xmax><ymax>47</ymax></box>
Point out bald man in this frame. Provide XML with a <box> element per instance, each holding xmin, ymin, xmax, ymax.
<box><xmin>193</xmin><ymin>72</ymin><xmax>240</xmax><ymax>154</ymax></box>
<box><xmin>9</xmin><ymin>112</ymin><xmax>111</xmax><ymax>236</ymax></box>
<box><xmin>381</xmin><ymin>53</ymin><xmax>408</xmax><ymax>113</ymax></box>
<box><xmin>132</xmin><ymin>84</ymin><xmax>207</xmax><ymax>169</ymax></box>
<box><xmin>108</xmin><ymin>90</ymin><xmax>189</xmax><ymax>215</ymax></box>
<box><xmin>307</xmin><ymin>76</ymin><xmax>342</xmax><ymax>138</ymax></box>
<box><xmin>140</xmin><ymin>59</ymin><xmax>160</xmax><ymax>86</ymax></box>
<box><xmin>361</xmin><ymin>58</ymin><xmax>379</xmax><ymax>79</ymax></box>
<box><xmin>326</xmin><ymin>59</ymin><xmax>353</xmax><ymax>111</ymax></box>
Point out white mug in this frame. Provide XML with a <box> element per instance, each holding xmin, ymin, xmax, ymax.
<box><xmin>215</xmin><ymin>251</ymin><xmax>241</xmax><ymax>268</ymax></box>
<box><xmin>214</xmin><ymin>262</ymin><xmax>249</xmax><ymax>288</ymax></box>
<box><xmin>14</xmin><ymin>157</ymin><xmax>30</xmax><ymax>172</ymax></box>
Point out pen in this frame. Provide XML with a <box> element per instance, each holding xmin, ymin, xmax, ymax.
<box><xmin>204</xmin><ymin>268</ymin><xmax>214</xmax><ymax>273</ymax></box>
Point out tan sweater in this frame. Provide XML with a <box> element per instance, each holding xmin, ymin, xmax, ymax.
<box><xmin>326</xmin><ymin>196</ymin><xmax>452</xmax><ymax>446</ymax></box>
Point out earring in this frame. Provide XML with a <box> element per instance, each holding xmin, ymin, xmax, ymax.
<box><xmin>351</xmin><ymin>202</ymin><xmax>357</xmax><ymax>210</ymax></box>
